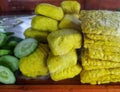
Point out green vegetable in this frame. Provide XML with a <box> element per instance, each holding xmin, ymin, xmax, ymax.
<box><xmin>5</xmin><ymin>36</ymin><xmax>23</xmax><ymax>49</ymax></box>
<box><xmin>14</xmin><ymin>38</ymin><xmax>38</xmax><ymax>58</ymax></box>
<box><xmin>0</xmin><ymin>49</ymin><xmax>11</xmax><ymax>56</ymax></box>
<box><xmin>7</xmin><ymin>36</ymin><xmax>23</xmax><ymax>42</ymax></box>
<box><xmin>0</xmin><ymin>65</ymin><xmax>16</xmax><ymax>84</ymax></box>
<box><xmin>5</xmin><ymin>32</ymin><xmax>14</xmax><ymax>36</ymax></box>
<box><xmin>0</xmin><ymin>33</ymin><xmax>7</xmax><ymax>47</ymax></box>
<box><xmin>0</xmin><ymin>55</ymin><xmax>19</xmax><ymax>72</ymax></box>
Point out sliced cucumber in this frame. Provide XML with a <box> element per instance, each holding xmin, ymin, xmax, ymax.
<box><xmin>14</xmin><ymin>38</ymin><xmax>38</xmax><ymax>58</ymax></box>
<box><xmin>0</xmin><ymin>49</ymin><xmax>11</xmax><ymax>56</ymax></box>
<box><xmin>3</xmin><ymin>36</ymin><xmax>23</xmax><ymax>50</ymax></box>
<box><xmin>0</xmin><ymin>65</ymin><xmax>16</xmax><ymax>84</ymax></box>
<box><xmin>7</xmin><ymin>36</ymin><xmax>23</xmax><ymax>43</ymax></box>
<box><xmin>0</xmin><ymin>55</ymin><xmax>19</xmax><ymax>72</ymax></box>
<box><xmin>0</xmin><ymin>33</ymin><xmax>7</xmax><ymax>47</ymax></box>
<box><xmin>7</xmin><ymin>41</ymin><xmax>18</xmax><ymax>48</ymax></box>
<box><xmin>5</xmin><ymin>32</ymin><xmax>14</xmax><ymax>36</ymax></box>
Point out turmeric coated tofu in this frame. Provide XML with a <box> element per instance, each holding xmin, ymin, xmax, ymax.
<box><xmin>19</xmin><ymin>44</ymin><xmax>49</xmax><ymax>78</ymax></box>
<box><xmin>47</xmin><ymin>29</ymin><xmax>82</xmax><ymax>55</ymax></box>
<box><xmin>59</xmin><ymin>14</ymin><xmax>81</xmax><ymax>30</ymax></box>
<box><xmin>61</xmin><ymin>1</ymin><xmax>81</xmax><ymax>14</ymax></box>
<box><xmin>31</xmin><ymin>15</ymin><xmax>58</xmax><ymax>32</ymax></box>
<box><xmin>35</xmin><ymin>3</ymin><xmax>64</xmax><ymax>21</ymax></box>
<box><xmin>51</xmin><ymin>64</ymin><xmax>82</xmax><ymax>81</ymax></box>
<box><xmin>24</xmin><ymin>27</ymin><xmax>49</xmax><ymax>42</ymax></box>
<box><xmin>47</xmin><ymin>49</ymin><xmax>77</xmax><ymax>73</ymax></box>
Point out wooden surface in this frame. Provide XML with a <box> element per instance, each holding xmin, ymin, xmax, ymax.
<box><xmin>1</xmin><ymin>0</ymin><xmax>120</xmax><ymax>92</ymax></box>
<box><xmin>84</xmin><ymin>0</ymin><xmax>120</xmax><ymax>10</ymax></box>
<box><xmin>1</xmin><ymin>85</ymin><xmax>120</xmax><ymax>92</ymax></box>
<box><xmin>1</xmin><ymin>74</ymin><xmax>120</xmax><ymax>92</ymax></box>
<box><xmin>1</xmin><ymin>0</ymin><xmax>120</xmax><ymax>14</ymax></box>
<box><xmin>0</xmin><ymin>0</ymin><xmax>84</xmax><ymax>15</ymax></box>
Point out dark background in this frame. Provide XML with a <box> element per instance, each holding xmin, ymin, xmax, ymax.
<box><xmin>1</xmin><ymin>0</ymin><xmax>120</xmax><ymax>15</ymax></box>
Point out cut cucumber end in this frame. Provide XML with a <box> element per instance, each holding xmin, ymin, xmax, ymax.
<box><xmin>0</xmin><ymin>65</ymin><xmax>16</xmax><ymax>84</ymax></box>
<box><xmin>0</xmin><ymin>55</ymin><xmax>19</xmax><ymax>72</ymax></box>
<box><xmin>14</xmin><ymin>38</ymin><xmax>38</xmax><ymax>58</ymax></box>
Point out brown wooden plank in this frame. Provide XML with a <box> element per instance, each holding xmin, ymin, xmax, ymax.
<box><xmin>0</xmin><ymin>0</ymin><xmax>9</xmax><ymax>11</ymax></box>
<box><xmin>84</xmin><ymin>0</ymin><xmax>99</xmax><ymax>10</ymax></box>
<box><xmin>85</xmin><ymin>0</ymin><xmax>120</xmax><ymax>10</ymax></box>
<box><xmin>99</xmin><ymin>0</ymin><xmax>120</xmax><ymax>10</ymax></box>
<box><xmin>4</xmin><ymin>0</ymin><xmax>84</xmax><ymax>14</ymax></box>
<box><xmin>1</xmin><ymin>85</ymin><xmax>120</xmax><ymax>92</ymax></box>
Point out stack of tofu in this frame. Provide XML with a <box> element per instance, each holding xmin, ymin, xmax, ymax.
<box><xmin>79</xmin><ymin>10</ymin><xmax>120</xmax><ymax>84</ymax></box>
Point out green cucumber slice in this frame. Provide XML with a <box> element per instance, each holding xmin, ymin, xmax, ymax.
<box><xmin>0</xmin><ymin>49</ymin><xmax>11</xmax><ymax>56</ymax></box>
<box><xmin>0</xmin><ymin>33</ymin><xmax>7</xmax><ymax>47</ymax></box>
<box><xmin>5</xmin><ymin>32</ymin><xmax>14</xmax><ymax>36</ymax></box>
<box><xmin>0</xmin><ymin>65</ymin><xmax>16</xmax><ymax>84</ymax></box>
<box><xmin>7</xmin><ymin>41</ymin><xmax>18</xmax><ymax>48</ymax></box>
<box><xmin>7</xmin><ymin>36</ymin><xmax>23</xmax><ymax>43</ymax></box>
<box><xmin>3</xmin><ymin>36</ymin><xmax>23</xmax><ymax>50</ymax></box>
<box><xmin>14</xmin><ymin>38</ymin><xmax>38</xmax><ymax>58</ymax></box>
<box><xmin>0</xmin><ymin>55</ymin><xmax>19</xmax><ymax>72</ymax></box>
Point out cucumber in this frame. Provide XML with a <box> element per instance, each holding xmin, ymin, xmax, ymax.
<box><xmin>7</xmin><ymin>36</ymin><xmax>23</xmax><ymax>43</ymax></box>
<box><xmin>0</xmin><ymin>55</ymin><xmax>19</xmax><ymax>72</ymax></box>
<box><xmin>3</xmin><ymin>36</ymin><xmax>23</xmax><ymax>50</ymax></box>
<box><xmin>14</xmin><ymin>38</ymin><xmax>38</xmax><ymax>58</ymax></box>
<box><xmin>7</xmin><ymin>41</ymin><xmax>18</xmax><ymax>48</ymax></box>
<box><xmin>0</xmin><ymin>65</ymin><xmax>16</xmax><ymax>84</ymax></box>
<box><xmin>0</xmin><ymin>49</ymin><xmax>11</xmax><ymax>56</ymax></box>
<box><xmin>5</xmin><ymin>32</ymin><xmax>14</xmax><ymax>36</ymax></box>
<box><xmin>0</xmin><ymin>33</ymin><xmax>7</xmax><ymax>47</ymax></box>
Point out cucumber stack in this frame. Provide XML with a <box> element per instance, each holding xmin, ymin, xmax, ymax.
<box><xmin>0</xmin><ymin>31</ymin><xmax>38</xmax><ymax>84</ymax></box>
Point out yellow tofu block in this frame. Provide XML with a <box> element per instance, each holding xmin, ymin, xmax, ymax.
<box><xmin>19</xmin><ymin>44</ymin><xmax>49</xmax><ymax>78</ymax></box>
<box><xmin>80</xmin><ymin>10</ymin><xmax>120</xmax><ymax>36</ymax></box>
<box><xmin>80</xmin><ymin>68</ymin><xmax>120</xmax><ymax>85</ymax></box>
<box><xmin>51</xmin><ymin>64</ymin><xmax>82</xmax><ymax>81</ymax></box>
<box><xmin>35</xmin><ymin>3</ymin><xmax>64</xmax><ymax>21</ymax></box>
<box><xmin>24</xmin><ymin>27</ymin><xmax>49</xmax><ymax>42</ymax></box>
<box><xmin>47</xmin><ymin>29</ymin><xmax>82</xmax><ymax>55</ymax></box>
<box><xmin>81</xmin><ymin>50</ymin><xmax>120</xmax><ymax>70</ymax></box>
<box><xmin>59</xmin><ymin>14</ymin><xmax>81</xmax><ymax>30</ymax></box>
<box><xmin>47</xmin><ymin>49</ymin><xmax>77</xmax><ymax>73</ymax></box>
<box><xmin>61</xmin><ymin>1</ymin><xmax>80</xmax><ymax>14</ymax></box>
<box><xmin>31</xmin><ymin>15</ymin><xmax>58</xmax><ymax>32</ymax></box>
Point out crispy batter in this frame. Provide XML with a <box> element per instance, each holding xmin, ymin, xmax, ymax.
<box><xmin>81</xmin><ymin>49</ymin><xmax>120</xmax><ymax>70</ymax></box>
<box><xmin>85</xmin><ymin>33</ymin><xmax>120</xmax><ymax>42</ymax></box>
<box><xmin>80</xmin><ymin>10</ymin><xmax>120</xmax><ymax>36</ymax></box>
<box><xmin>84</xmin><ymin>48</ymin><xmax>120</xmax><ymax>62</ymax></box>
<box><xmin>80</xmin><ymin>68</ymin><xmax>120</xmax><ymax>84</ymax></box>
<box><xmin>84</xmin><ymin>37</ymin><xmax>120</xmax><ymax>48</ymax></box>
